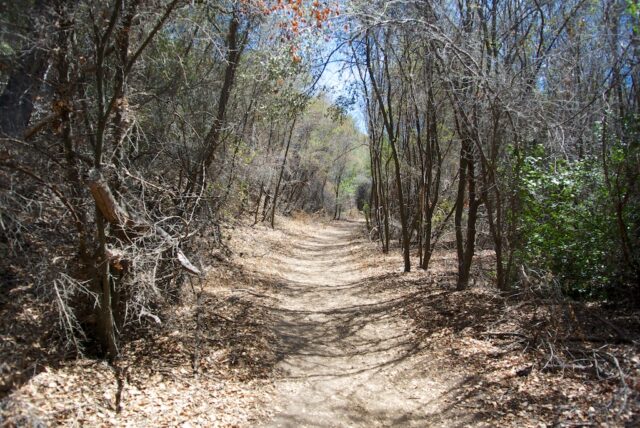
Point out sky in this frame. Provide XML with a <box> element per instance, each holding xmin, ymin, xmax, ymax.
<box><xmin>315</xmin><ymin>42</ymin><xmax>368</xmax><ymax>134</ymax></box>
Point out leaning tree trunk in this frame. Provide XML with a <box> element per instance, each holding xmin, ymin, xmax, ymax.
<box><xmin>270</xmin><ymin>118</ymin><xmax>297</xmax><ymax>228</ymax></box>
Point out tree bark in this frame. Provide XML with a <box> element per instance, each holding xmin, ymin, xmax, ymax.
<box><xmin>366</xmin><ymin>32</ymin><xmax>411</xmax><ymax>272</ymax></box>
<box><xmin>270</xmin><ymin>118</ymin><xmax>297</xmax><ymax>228</ymax></box>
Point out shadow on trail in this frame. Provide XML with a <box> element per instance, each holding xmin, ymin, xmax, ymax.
<box><xmin>254</xmin><ymin>223</ymin><xmax>419</xmax><ymax>372</ymax></box>
<box><xmin>246</xmin><ymin>220</ymin><xmax>480</xmax><ymax>426</ymax></box>
<box><xmin>267</xmin><ymin>293</ymin><xmax>422</xmax><ymax>378</ymax></box>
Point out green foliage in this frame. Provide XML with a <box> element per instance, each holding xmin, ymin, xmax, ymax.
<box><xmin>627</xmin><ymin>0</ymin><xmax>639</xmax><ymax>20</ymax></box>
<box><xmin>515</xmin><ymin>145</ymin><xmax>616</xmax><ymax>298</ymax></box>
<box><xmin>0</xmin><ymin>41</ymin><xmax>14</xmax><ymax>56</ymax></box>
<box><xmin>433</xmin><ymin>199</ymin><xmax>454</xmax><ymax>226</ymax></box>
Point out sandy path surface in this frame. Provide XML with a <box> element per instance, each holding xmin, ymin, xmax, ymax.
<box><xmin>261</xmin><ymin>221</ymin><xmax>464</xmax><ymax>427</ymax></box>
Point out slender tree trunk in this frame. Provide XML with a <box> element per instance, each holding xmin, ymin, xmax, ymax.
<box><xmin>270</xmin><ymin>118</ymin><xmax>297</xmax><ymax>228</ymax></box>
<box><xmin>455</xmin><ymin>137</ymin><xmax>480</xmax><ymax>291</ymax></box>
<box><xmin>333</xmin><ymin>171</ymin><xmax>342</xmax><ymax>220</ymax></box>
<box><xmin>253</xmin><ymin>183</ymin><xmax>264</xmax><ymax>225</ymax></box>
<box><xmin>189</xmin><ymin>11</ymin><xmax>248</xmax><ymax>192</ymax></box>
<box><xmin>96</xmin><ymin>211</ymin><xmax>118</xmax><ymax>359</ymax></box>
<box><xmin>366</xmin><ymin>32</ymin><xmax>410</xmax><ymax>271</ymax></box>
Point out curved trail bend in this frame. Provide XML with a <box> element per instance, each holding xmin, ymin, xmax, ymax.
<box><xmin>261</xmin><ymin>221</ymin><xmax>463</xmax><ymax>427</ymax></box>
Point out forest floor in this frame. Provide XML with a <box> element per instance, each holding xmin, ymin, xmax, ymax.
<box><xmin>1</xmin><ymin>215</ymin><xmax>638</xmax><ymax>427</ymax></box>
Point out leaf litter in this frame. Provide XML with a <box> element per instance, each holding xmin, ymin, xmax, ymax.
<box><xmin>1</xmin><ymin>214</ymin><xmax>638</xmax><ymax>427</ymax></box>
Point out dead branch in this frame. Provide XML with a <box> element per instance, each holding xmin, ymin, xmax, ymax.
<box><xmin>86</xmin><ymin>169</ymin><xmax>201</xmax><ymax>276</ymax></box>
<box><xmin>480</xmin><ymin>331</ymin><xmax>530</xmax><ymax>340</ymax></box>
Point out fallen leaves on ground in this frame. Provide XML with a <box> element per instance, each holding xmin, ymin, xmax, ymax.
<box><xmin>1</xmin><ymin>221</ymin><xmax>279</xmax><ymax>427</ymax></box>
<box><xmin>2</xmin><ymin>215</ymin><xmax>638</xmax><ymax>427</ymax></box>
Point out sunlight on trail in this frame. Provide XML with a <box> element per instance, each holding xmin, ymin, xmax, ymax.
<box><xmin>254</xmin><ymin>221</ymin><xmax>467</xmax><ymax>428</ymax></box>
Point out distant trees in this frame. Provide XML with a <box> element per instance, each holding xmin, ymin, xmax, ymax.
<box><xmin>350</xmin><ymin>0</ymin><xmax>639</xmax><ymax>299</ymax></box>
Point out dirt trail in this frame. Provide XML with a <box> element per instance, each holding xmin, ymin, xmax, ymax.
<box><xmin>261</xmin><ymin>221</ymin><xmax>465</xmax><ymax>427</ymax></box>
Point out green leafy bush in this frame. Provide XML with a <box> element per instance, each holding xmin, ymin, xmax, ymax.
<box><xmin>516</xmin><ymin>146</ymin><xmax>614</xmax><ymax>298</ymax></box>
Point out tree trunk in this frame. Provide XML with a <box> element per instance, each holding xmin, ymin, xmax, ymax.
<box><xmin>333</xmin><ymin>171</ymin><xmax>342</xmax><ymax>220</ymax></box>
<box><xmin>366</xmin><ymin>32</ymin><xmax>410</xmax><ymax>271</ymax></box>
<box><xmin>190</xmin><ymin>10</ymin><xmax>248</xmax><ymax>191</ymax></box>
<box><xmin>270</xmin><ymin>118</ymin><xmax>297</xmax><ymax>228</ymax></box>
<box><xmin>455</xmin><ymin>139</ymin><xmax>479</xmax><ymax>291</ymax></box>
